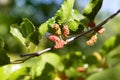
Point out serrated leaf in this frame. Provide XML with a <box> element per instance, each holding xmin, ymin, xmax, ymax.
<box><xmin>10</xmin><ymin>24</ymin><xmax>26</xmax><ymax>46</ymax></box>
<box><xmin>83</xmin><ymin>0</ymin><xmax>103</xmax><ymax>20</ymax></box>
<box><xmin>86</xmin><ymin>65</ymin><xmax>120</xmax><ymax>80</ymax></box>
<box><xmin>0</xmin><ymin>48</ymin><xmax>10</xmax><ymax>66</ymax></box>
<box><xmin>0</xmin><ymin>36</ymin><xmax>4</xmax><ymax>48</ymax></box>
<box><xmin>100</xmin><ymin>35</ymin><xmax>120</xmax><ymax>55</ymax></box>
<box><xmin>55</xmin><ymin>0</ymin><xmax>75</xmax><ymax>24</ymax></box>
<box><xmin>20</xmin><ymin>18</ymin><xmax>35</xmax><ymax>38</ymax></box>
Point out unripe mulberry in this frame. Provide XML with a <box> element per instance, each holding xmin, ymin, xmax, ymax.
<box><xmin>63</xmin><ymin>25</ymin><xmax>70</xmax><ymax>37</ymax></box>
<box><xmin>86</xmin><ymin>34</ymin><xmax>97</xmax><ymax>46</ymax></box>
<box><xmin>53</xmin><ymin>23</ymin><xmax>59</xmax><ymax>30</ymax></box>
<box><xmin>53</xmin><ymin>23</ymin><xmax>61</xmax><ymax>35</ymax></box>
<box><xmin>97</xmin><ymin>27</ymin><xmax>105</xmax><ymax>34</ymax></box>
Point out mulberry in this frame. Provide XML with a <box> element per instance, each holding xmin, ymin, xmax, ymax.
<box><xmin>48</xmin><ymin>35</ymin><xmax>66</xmax><ymax>49</ymax></box>
<box><xmin>87</xmin><ymin>21</ymin><xmax>95</xmax><ymax>28</ymax></box>
<box><xmin>63</xmin><ymin>25</ymin><xmax>70</xmax><ymax>37</ymax></box>
<box><xmin>97</xmin><ymin>27</ymin><xmax>105</xmax><ymax>34</ymax></box>
<box><xmin>86</xmin><ymin>34</ymin><xmax>97</xmax><ymax>46</ymax></box>
<box><xmin>53</xmin><ymin>23</ymin><xmax>59</xmax><ymax>30</ymax></box>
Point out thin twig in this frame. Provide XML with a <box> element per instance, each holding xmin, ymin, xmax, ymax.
<box><xmin>11</xmin><ymin>9</ymin><xmax>120</xmax><ymax>64</ymax></box>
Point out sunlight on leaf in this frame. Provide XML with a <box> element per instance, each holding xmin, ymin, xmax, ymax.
<box><xmin>10</xmin><ymin>24</ymin><xmax>26</xmax><ymax>46</ymax></box>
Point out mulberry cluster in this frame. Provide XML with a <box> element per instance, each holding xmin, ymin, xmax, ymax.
<box><xmin>48</xmin><ymin>23</ymin><xmax>70</xmax><ymax>49</ymax></box>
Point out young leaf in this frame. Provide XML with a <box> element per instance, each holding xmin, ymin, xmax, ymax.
<box><xmin>39</xmin><ymin>17</ymin><xmax>55</xmax><ymax>36</ymax></box>
<box><xmin>10</xmin><ymin>24</ymin><xmax>26</xmax><ymax>46</ymax></box>
<box><xmin>0</xmin><ymin>48</ymin><xmax>10</xmax><ymax>66</ymax></box>
<box><xmin>71</xmin><ymin>9</ymin><xmax>85</xmax><ymax>21</ymax></box>
<box><xmin>20</xmin><ymin>18</ymin><xmax>35</xmax><ymax>38</ymax></box>
<box><xmin>68</xmin><ymin>20</ymin><xmax>79</xmax><ymax>31</ymax></box>
<box><xmin>29</xmin><ymin>30</ymin><xmax>40</xmax><ymax>45</ymax></box>
<box><xmin>83</xmin><ymin>0</ymin><xmax>103</xmax><ymax>20</ymax></box>
<box><xmin>55</xmin><ymin>0</ymin><xmax>75</xmax><ymax>24</ymax></box>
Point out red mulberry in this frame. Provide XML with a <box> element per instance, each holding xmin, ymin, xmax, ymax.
<box><xmin>48</xmin><ymin>35</ymin><xmax>66</xmax><ymax>49</ymax></box>
<box><xmin>63</xmin><ymin>25</ymin><xmax>70</xmax><ymax>37</ymax></box>
<box><xmin>87</xmin><ymin>21</ymin><xmax>95</xmax><ymax>28</ymax></box>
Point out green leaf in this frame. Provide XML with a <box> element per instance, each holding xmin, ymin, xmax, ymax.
<box><xmin>0</xmin><ymin>48</ymin><xmax>10</xmax><ymax>66</ymax></box>
<box><xmin>20</xmin><ymin>18</ymin><xmax>35</xmax><ymax>38</ymax></box>
<box><xmin>35</xmin><ymin>63</ymin><xmax>54</xmax><ymax>80</ymax></box>
<box><xmin>39</xmin><ymin>17</ymin><xmax>55</xmax><ymax>36</ymax></box>
<box><xmin>41</xmin><ymin>52</ymin><xmax>64</xmax><ymax>71</ymax></box>
<box><xmin>87</xmin><ymin>65</ymin><xmax>120</xmax><ymax>80</ymax></box>
<box><xmin>0</xmin><ymin>64</ymin><xmax>22</xmax><ymax>80</ymax></box>
<box><xmin>31</xmin><ymin>52</ymin><xmax>64</xmax><ymax>77</ymax></box>
<box><xmin>0</xmin><ymin>64</ymin><xmax>30</xmax><ymax>80</ymax></box>
<box><xmin>71</xmin><ymin>9</ymin><xmax>85</xmax><ymax>21</ymax></box>
<box><xmin>31</xmin><ymin>57</ymin><xmax>46</xmax><ymax>77</ymax></box>
<box><xmin>67</xmin><ymin>10</ymin><xmax>85</xmax><ymax>33</ymax></box>
<box><xmin>7</xmin><ymin>67</ymin><xmax>31</xmax><ymax>80</ymax></box>
<box><xmin>0</xmin><ymin>36</ymin><xmax>4</xmax><ymax>48</ymax></box>
<box><xmin>10</xmin><ymin>24</ymin><xmax>26</xmax><ymax>46</ymax></box>
<box><xmin>29</xmin><ymin>30</ymin><xmax>40</xmax><ymax>45</ymax></box>
<box><xmin>100</xmin><ymin>35</ymin><xmax>120</xmax><ymax>55</ymax></box>
<box><xmin>83</xmin><ymin>0</ymin><xmax>103</xmax><ymax>20</ymax></box>
<box><xmin>55</xmin><ymin>0</ymin><xmax>75</xmax><ymax>24</ymax></box>
<box><xmin>68</xmin><ymin>20</ymin><xmax>79</xmax><ymax>31</ymax></box>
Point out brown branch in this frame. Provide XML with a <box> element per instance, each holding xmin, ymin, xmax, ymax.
<box><xmin>11</xmin><ymin>9</ymin><xmax>120</xmax><ymax>64</ymax></box>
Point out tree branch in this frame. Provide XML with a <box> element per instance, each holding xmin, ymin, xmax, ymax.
<box><xmin>11</xmin><ymin>9</ymin><xmax>120</xmax><ymax>64</ymax></box>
